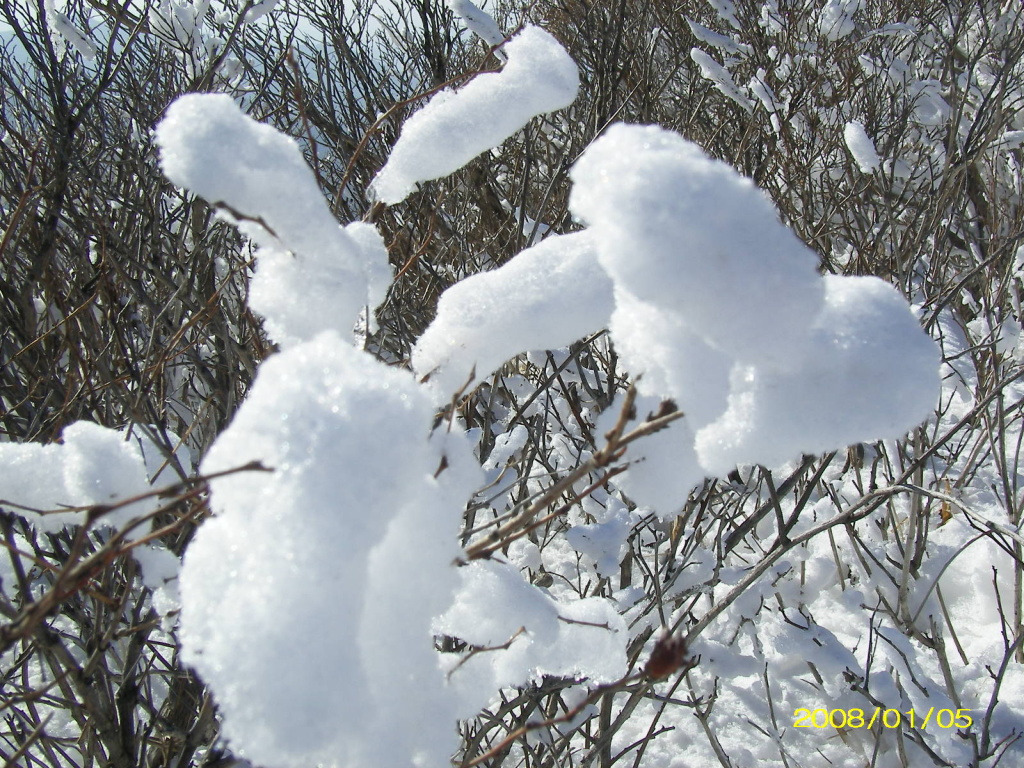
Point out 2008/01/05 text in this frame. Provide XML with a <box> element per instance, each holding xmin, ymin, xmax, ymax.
<box><xmin>793</xmin><ymin>708</ymin><xmax>972</xmax><ymax>730</ymax></box>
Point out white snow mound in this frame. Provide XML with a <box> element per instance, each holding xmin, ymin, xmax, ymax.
<box><xmin>567</xmin><ymin>123</ymin><xmax>940</xmax><ymax>512</ymax></box>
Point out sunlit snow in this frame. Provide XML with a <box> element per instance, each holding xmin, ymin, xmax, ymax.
<box><xmin>570</xmin><ymin>123</ymin><xmax>825</xmax><ymax>373</ymax></box>
<box><xmin>146</xmin><ymin>54</ymin><xmax>938</xmax><ymax>768</ymax></box>
<box><xmin>844</xmin><ymin>120</ymin><xmax>880</xmax><ymax>172</ymax></box>
<box><xmin>179</xmin><ymin>332</ymin><xmax>482</xmax><ymax>768</ymax></box>
<box><xmin>435</xmin><ymin>559</ymin><xmax>628</xmax><ymax>714</ymax></box>
<box><xmin>369</xmin><ymin>25</ymin><xmax>579</xmax><ymax>204</ymax></box>
<box><xmin>157</xmin><ymin>94</ymin><xmax>389</xmax><ymax>347</ymax></box>
<box><xmin>44</xmin><ymin>0</ymin><xmax>97</xmax><ymax>60</ymax></box>
<box><xmin>570</xmin><ymin>123</ymin><xmax>939</xmax><ymax>510</ymax></box>
<box><xmin>413</xmin><ymin>230</ymin><xmax>612</xmax><ymax>396</ymax></box>
<box><xmin>695</xmin><ymin>274</ymin><xmax>940</xmax><ymax>473</ymax></box>
<box><xmin>690</xmin><ymin>48</ymin><xmax>754</xmax><ymax>112</ymax></box>
<box><xmin>0</xmin><ymin>421</ymin><xmax>159</xmax><ymax>536</ymax></box>
<box><xmin>446</xmin><ymin>0</ymin><xmax>506</xmax><ymax>53</ymax></box>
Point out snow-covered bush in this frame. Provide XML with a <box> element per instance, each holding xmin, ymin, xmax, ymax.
<box><xmin>2</xmin><ymin>1</ymin><xmax>1024</xmax><ymax>767</ymax></box>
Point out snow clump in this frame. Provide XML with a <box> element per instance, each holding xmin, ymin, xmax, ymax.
<box><xmin>412</xmin><ymin>230</ymin><xmax>612</xmax><ymax>396</ymax></box>
<box><xmin>844</xmin><ymin>120</ymin><xmax>881</xmax><ymax>172</ymax></box>
<box><xmin>369</xmin><ymin>25</ymin><xmax>579</xmax><ymax>205</ymax></box>
<box><xmin>569</xmin><ymin>123</ymin><xmax>939</xmax><ymax>511</ymax></box>
<box><xmin>178</xmin><ymin>332</ymin><xmax>483</xmax><ymax>768</ymax></box>
<box><xmin>157</xmin><ymin>94</ymin><xmax>390</xmax><ymax>348</ymax></box>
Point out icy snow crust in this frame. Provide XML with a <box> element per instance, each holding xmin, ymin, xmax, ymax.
<box><xmin>369</xmin><ymin>25</ymin><xmax>579</xmax><ymax>204</ymax></box>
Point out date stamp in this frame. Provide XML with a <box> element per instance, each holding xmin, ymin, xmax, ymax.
<box><xmin>793</xmin><ymin>708</ymin><xmax>972</xmax><ymax>730</ymax></box>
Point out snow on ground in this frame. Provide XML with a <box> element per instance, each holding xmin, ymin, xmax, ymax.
<box><xmin>604</xmin><ymin>452</ymin><xmax>1024</xmax><ymax>767</ymax></box>
<box><xmin>369</xmin><ymin>25</ymin><xmax>578</xmax><ymax>204</ymax></box>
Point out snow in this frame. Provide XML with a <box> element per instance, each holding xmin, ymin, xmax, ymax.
<box><xmin>343</xmin><ymin>220</ymin><xmax>393</xmax><ymax>334</ymax></box>
<box><xmin>178</xmin><ymin>332</ymin><xmax>484</xmax><ymax>768</ymax></box>
<box><xmin>565</xmin><ymin>507</ymin><xmax>631</xmax><ymax>579</ymax></box>
<box><xmin>4</xmin><ymin>6</ymin><xmax>1023</xmax><ymax>767</ymax></box>
<box><xmin>748</xmin><ymin>68</ymin><xmax>779</xmax><ymax>113</ymax></box>
<box><xmin>690</xmin><ymin>48</ymin><xmax>754</xmax><ymax>112</ymax></box>
<box><xmin>595</xmin><ymin>393</ymin><xmax>706</xmax><ymax>515</ymax></box>
<box><xmin>998</xmin><ymin>130</ymin><xmax>1024</xmax><ymax>149</ymax></box>
<box><xmin>369</xmin><ymin>25</ymin><xmax>579</xmax><ymax>205</ymax></box>
<box><xmin>412</xmin><ymin>230</ymin><xmax>612</xmax><ymax>397</ymax></box>
<box><xmin>694</xmin><ymin>275</ymin><xmax>941</xmax><ymax>474</ymax></box>
<box><xmin>686</xmin><ymin>19</ymin><xmax>750</xmax><ymax>57</ymax></box>
<box><xmin>705</xmin><ymin>0</ymin><xmax>740</xmax><ymax>29</ymax></box>
<box><xmin>600</xmin><ymin>289</ymin><xmax>733</xmax><ymax>428</ymax></box>
<box><xmin>244</xmin><ymin>0</ymin><xmax>280</xmax><ymax>24</ymax></box>
<box><xmin>748</xmin><ymin>68</ymin><xmax>782</xmax><ymax>132</ymax></box>
<box><xmin>819</xmin><ymin>0</ymin><xmax>861</xmax><ymax>40</ymax></box>
<box><xmin>446</xmin><ymin>0</ymin><xmax>506</xmax><ymax>54</ymax></box>
<box><xmin>0</xmin><ymin>421</ymin><xmax>159</xmax><ymax>538</ymax></box>
<box><xmin>844</xmin><ymin>120</ymin><xmax>880</xmax><ymax>172</ymax></box>
<box><xmin>149</xmin><ymin>0</ymin><xmax>209</xmax><ymax>52</ymax></box>
<box><xmin>569</xmin><ymin>124</ymin><xmax>824</xmax><ymax>371</ymax></box>
<box><xmin>908</xmin><ymin>79</ymin><xmax>951</xmax><ymax>126</ymax></box>
<box><xmin>156</xmin><ymin>94</ymin><xmax>389</xmax><ymax>347</ymax></box>
<box><xmin>44</xmin><ymin>0</ymin><xmax>97</xmax><ymax>61</ymax></box>
<box><xmin>483</xmin><ymin>424</ymin><xmax>529</xmax><ymax>470</ymax></box>
<box><xmin>435</xmin><ymin>559</ymin><xmax>628</xmax><ymax>715</ymax></box>
<box><xmin>570</xmin><ymin>123</ymin><xmax>940</xmax><ymax>511</ymax></box>
<box><xmin>134</xmin><ymin>544</ymin><xmax>181</xmax><ymax>588</ymax></box>
<box><xmin>107</xmin><ymin>38</ymin><xmax>952</xmax><ymax>767</ymax></box>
